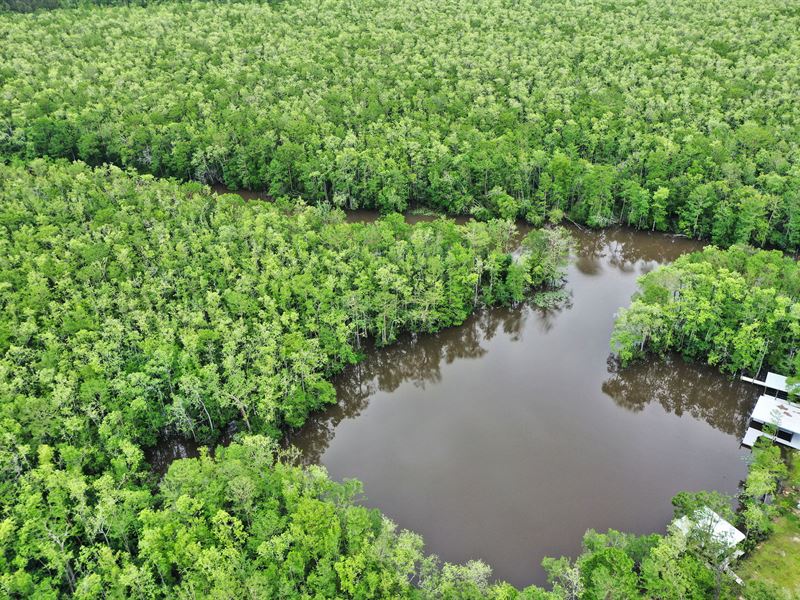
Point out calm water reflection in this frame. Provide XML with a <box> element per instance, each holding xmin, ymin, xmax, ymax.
<box><xmin>287</xmin><ymin>227</ymin><xmax>754</xmax><ymax>588</ymax></box>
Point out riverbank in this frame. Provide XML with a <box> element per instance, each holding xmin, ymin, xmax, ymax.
<box><xmin>738</xmin><ymin>454</ymin><xmax>800</xmax><ymax>597</ymax></box>
<box><xmin>142</xmin><ymin>223</ymin><xmax>754</xmax><ymax>588</ymax></box>
<box><xmin>286</xmin><ymin>227</ymin><xmax>751</xmax><ymax>587</ymax></box>
<box><xmin>740</xmin><ymin>514</ymin><xmax>800</xmax><ymax>596</ymax></box>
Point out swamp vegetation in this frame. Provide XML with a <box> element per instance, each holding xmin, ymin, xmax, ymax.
<box><xmin>0</xmin><ymin>0</ymin><xmax>799</xmax><ymax>597</ymax></box>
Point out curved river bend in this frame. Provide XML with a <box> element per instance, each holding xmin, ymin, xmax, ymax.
<box><xmin>286</xmin><ymin>227</ymin><xmax>753</xmax><ymax>588</ymax></box>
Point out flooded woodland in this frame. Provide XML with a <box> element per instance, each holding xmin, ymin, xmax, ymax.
<box><xmin>156</xmin><ymin>219</ymin><xmax>755</xmax><ymax>587</ymax></box>
<box><xmin>147</xmin><ymin>219</ymin><xmax>758</xmax><ymax>587</ymax></box>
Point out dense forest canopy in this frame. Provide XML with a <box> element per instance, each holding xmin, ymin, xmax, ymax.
<box><xmin>0</xmin><ymin>159</ymin><xmax>569</xmax><ymax>469</ymax></box>
<box><xmin>0</xmin><ymin>160</ymin><xmax>579</xmax><ymax>597</ymax></box>
<box><xmin>1</xmin><ymin>0</ymin><xmax>799</xmax><ymax>596</ymax></box>
<box><xmin>1</xmin><ymin>0</ymin><xmax>800</xmax><ymax>248</ymax></box>
<box><xmin>612</xmin><ymin>245</ymin><xmax>800</xmax><ymax>380</ymax></box>
<box><xmin>0</xmin><ymin>0</ymin><xmax>269</xmax><ymax>13</ymax></box>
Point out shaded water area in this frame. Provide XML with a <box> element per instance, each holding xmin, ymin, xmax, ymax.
<box><xmin>150</xmin><ymin>194</ymin><xmax>758</xmax><ymax>588</ymax></box>
<box><xmin>285</xmin><ymin>227</ymin><xmax>755</xmax><ymax>588</ymax></box>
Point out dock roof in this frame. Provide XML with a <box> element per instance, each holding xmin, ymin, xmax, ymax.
<box><xmin>751</xmin><ymin>394</ymin><xmax>800</xmax><ymax>433</ymax></box>
<box><xmin>741</xmin><ymin>371</ymin><xmax>794</xmax><ymax>394</ymax></box>
<box><xmin>764</xmin><ymin>372</ymin><xmax>790</xmax><ymax>394</ymax></box>
<box><xmin>674</xmin><ymin>508</ymin><xmax>745</xmax><ymax>548</ymax></box>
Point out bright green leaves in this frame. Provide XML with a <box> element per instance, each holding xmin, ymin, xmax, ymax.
<box><xmin>520</xmin><ymin>228</ymin><xmax>573</xmax><ymax>289</ymax></box>
<box><xmin>740</xmin><ymin>439</ymin><xmax>788</xmax><ymax>539</ymax></box>
<box><xmin>134</xmin><ymin>437</ymin><xmax>423</xmax><ymax>599</ymax></box>
<box><xmin>611</xmin><ymin>245</ymin><xmax>799</xmax><ymax>377</ymax></box>
<box><xmin>2</xmin><ymin>0</ymin><xmax>799</xmax><ymax>248</ymax></box>
<box><xmin>1</xmin><ymin>443</ymin><xmax>151</xmax><ymax>598</ymax></box>
<box><xmin>0</xmin><ymin>162</ymin><xmax>575</xmax><ymax>598</ymax></box>
<box><xmin>541</xmin><ymin>526</ymin><xmax>737</xmax><ymax>600</ymax></box>
<box><xmin>579</xmin><ymin>546</ymin><xmax>639</xmax><ymax>600</ymax></box>
<box><xmin>610</xmin><ymin>301</ymin><xmax>666</xmax><ymax>365</ymax></box>
<box><xmin>288</xmin><ymin>498</ymin><xmax>341</xmax><ymax>567</ymax></box>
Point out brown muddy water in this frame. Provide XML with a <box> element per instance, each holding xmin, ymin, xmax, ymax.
<box><xmin>284</xmin><ymin>226</ymin><xmax>754</xmax><ymax>588</ymax></box>
<box><xmin>150</xmin><ymin>197</ymin><xmax>757</xmax><ymax>588</ymax></box>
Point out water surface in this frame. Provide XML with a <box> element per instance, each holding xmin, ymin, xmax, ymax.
<box><xmin>287</xmin><ymin>227</ymin><xmax>754</xmax><ymax>588</ymax></box>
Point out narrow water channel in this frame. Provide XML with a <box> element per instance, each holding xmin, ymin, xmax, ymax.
<box><xmin>286</xmin><ymin>226</ymin><xmax>755</xmax><ymax>588</ymax></box>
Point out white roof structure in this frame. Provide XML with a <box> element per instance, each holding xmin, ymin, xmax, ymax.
<box><xmin>742</xmin><ymin>394</ymin><xmax>800</xmax><ymax>450</ymax></box>
<box><xmin>741</xmin><ymin>427</ymin><xmax>762</xmax><ymax>448</ymax></box>
<box><xmin>674</xmin><ymin>508</ymin><xmax>746</xmax><ymax>549</ymax></box>
<box><xmin>751</xmin><ymin>394</ymin><xmax>800</xmax><ymax>432</ymax></box>
<box><xmin>741</xmin><ymin>371</ymin><xmax>795</xmax><ymax>395</ymax></box>
<box><xmin>764</xmin><ymin>372</ymin><xmax>790</xmax><ymax>394</ymax></box>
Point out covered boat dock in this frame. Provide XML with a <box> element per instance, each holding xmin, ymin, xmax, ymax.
<box><xmin>741</xmin><ymin>394</ymin><xmax>800</xmax><ymax>450</ymax></box>
<box><xmin>740</xmin><ymin>371</ymin><xmax>793</xmax><ymax>397</ymax></box>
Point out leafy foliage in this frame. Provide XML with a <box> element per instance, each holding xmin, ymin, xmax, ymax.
<box><xmin>739</xmin><ymin>438</ymin><xmax>789</xmax><ymax>541</ymax></box>
<box><xmin>0</xmin><ymin>159</ymin><xmax>573</xmax><ymax>597</ymax></box>
<box><xmin>542</xmin><ymin>526</ymin><xmax>738</xmax><ymax>600</ymax></box>
<box><xmin>0</xmin><ymin>0</ymin><xmax>267</xmax><ymax>14</ymax></box>
<box><xmin>611</xmin><ymin>245</ymin><xmax>800</xmax><ymax>377</ymax></box>
<box><xmin>1</xmin><ymin>0</ymin><xmax>800</xmax><ymax>247</ymax></box>
<box><xmin>1</xmin><ymin>435</ymin><xmax>554</xmax><ymax>598</ymax></box>
<box><xmin>671</xmin><ymin>490</ymin><xmax>736</xmax><ymax>522</ymax></box>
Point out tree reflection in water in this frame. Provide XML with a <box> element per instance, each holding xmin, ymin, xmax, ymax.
<box><xmin>572</xmin><ymin>228</ymin><xmax>698</xmax><ymax>276</ymax></box>
<box><xmin>289</xmin><ymin>226</ymin><xmax>753</xmax><ymax>467</ymax></box>
<box><xmin>286</xmin><ymin>300</ymin><xmax>572</xmax><ymax>465</ymax></box>
<box><xmin>148</xmin><ymin>226</ymin><xmax>755</xmax><ymax>588</ymax></box>
<box><xmin>287</xmin><ymin>226</ymin><xmax>718</xmax><ymax>466</ymax></box>
<box><xmin>602</xmin><ymin>354</ymin><xmax>754</xmax><ymax>437</ymax></box>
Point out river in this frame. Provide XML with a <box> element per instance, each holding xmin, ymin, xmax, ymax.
<box><xmin>284</xmin><ymin>225</ymin><xmax>754</xmax><ymax>588</ymax></box>
<box><xmin>149</xmin><ymin>199</ymin><xmax>757</xmax><ymax>588</ymax></box>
